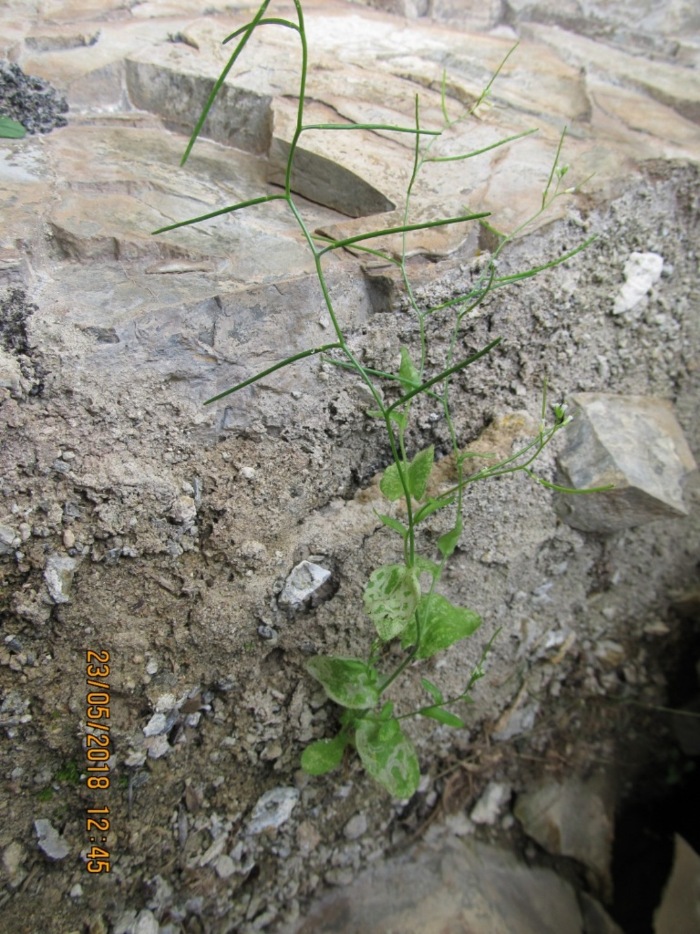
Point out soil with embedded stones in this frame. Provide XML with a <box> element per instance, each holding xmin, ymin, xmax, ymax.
<box><xmin>0</xmin><ymin>161</ymin><xmax>698</xmax><ymax>932</ymax></box>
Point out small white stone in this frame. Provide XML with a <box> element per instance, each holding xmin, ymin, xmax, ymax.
<box><xmin>134</xmin><ymin>910</ymin><xmax>160</xmax><ymax>934</ymax></box>
<box><xmin>145</xmin><ymin>734</ymin><xmax>171</xmax><ymax>759</ymax></box>
<box><xmin>155</xmin><ymin>693</ymin><xmax>177</xmax><ymax>713</ymax></box>
<box><xmin>143</xmin><ymin>712</ymin><xmax>168</xmax><ymax>736</ymax></box>
<box><xmin>124</xmin><ymin>748</ymin><xmax>147</xmax><ymax>768</ymax></box>
<box><xmin>246</xmin><ymin>787</ymin><xmax>300</xmax><ymax>835</ymax></box>
<box><xmin>34</xmin><ymin>819</ymin><xmax>70</xmax><ymax>860</ymax></box>
<box><xmin>215</xmin><ymin>853</ymin><xmax>237</xmax><ymax>879</ymax></box>
<box><xmin>470</xmin><ymin>782</ymin><xmax>511</xmax><ymax>825</ymax></box>
<box><xmin>643</xmin><ymin>621</ymin><xmax>670</xmax><ymax>636</ymax></box>
<box><xmin>240</xmin><ymin>466</ymin><xmax>256</xmax><ymax>480</ymax></box>
<box><xmin>613</xmin><ymin>252</ymin><xmax>664</xmax><ymax>315</ymax></box>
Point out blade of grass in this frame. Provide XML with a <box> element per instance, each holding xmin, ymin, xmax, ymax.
<box><xmin>152</xmin><ymin>194</ymin><xmax>287</xmax><ymax>235</ymax></box>
<box><xmin>302</xmin><ymin>122</ymin><xmax>440</xmax><ymax>136</ymax></box>
<box><xmin>318</xmin><ymin>212</ymin><xmax>490</xmax><ymax>255</ymax></box>
<box><xmin>470</xmin><ymin>42</ymin><xmax>519</xmax><ymax>114</ymax></box>
<box><xmin>181</xmin><ymin>0</ymin><xmax>273</xmax><ymax>166</ymax></box>
<box><xmin>386</xmin><ymin>338</ymin><xmax>502</xmax><ymax>413</ymax></box>
<box><xmin>427</xmin><ymin>128</ymin><xmax>537</xmax><ymax>163</ymax></box>
<box><xmin>493</xmin><ymin>236</ymin><xmax>597</xmax><ymax>285</ymax></box>
<box><xmin>222</xmin><ymin>17</ymin><xmax>300</xmax><ymax>43</ymax></box>
<box><xmin>204</xmin><ymin>342</ymin><xmax>342</xmax><ymax>405</ymax></box>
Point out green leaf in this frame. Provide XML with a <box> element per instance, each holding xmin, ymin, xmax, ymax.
<box><xmin>355</xmin><ymin>716</ymin><xmax>420</xmax><ymax>798</ymax></box>
<box><xmin>438</xmin><ymin>516</ymin><xmax>463</xmax><ymax>558</ymax></box>
<box><xmin>389</xmin><ymin>410</ymin><xmax>408</xmax><ymax>431</ymax></box>
<box><xmin>379</xmin><ymin>462</ymin><xmax>405</xmax><ymax>502</ymax></box>
<box><xmin>306</xmin><ymin>656</ymin><xmax>380</xmax><ymax>709</ymax></box>
<box><xmin>420</xmin><ymin>677</ymin><xmax>444</xmax><ymax>705</ymax></box>
<box><xmin>398</xmin><ymin>346</ymin><xmax>420</xmax><ymax>391</ymax></box>
<box><xmin>364</xmin><ymin>564</ymin><xmax>420</xmax><ymax>641</ymax></box>
<box><xmin>408</xmin><ymin>446</ymin><xmax>434</xmax><ymax>501</ymax></box>
<box><xmin>420</xmin><ymin>707</ymin><xmax>465</xmax><ymax>728</ymax></box>
<box><xmin>301</xmin><ymin>734</ymin><xmax>348</xmax><ymax>775</ymax></box>
<box><xmin>401</xmin><ymin>593</ymin><xmax>481</xmax><ymax>658</ymax></box>
<box><xmin>413</xmin><ymin>555</ymin><xmax>440</xmax><ymax>578</ymax></box>
<box><xmin>414</xmin><ymin>497</ymin><xmax>451</xmax><ymax>524</ymax></box>
<box><xmin>0</xmin><ymin>117</ymin><xmax>26</xmax><ymax>139</ymax></box>
<box><xmin>375</xmin><ymin>512</ymin><xmax>408</xmax><ymax>540</ymax></box>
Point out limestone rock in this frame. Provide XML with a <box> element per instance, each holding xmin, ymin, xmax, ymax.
<box><xmin>556</xmin><ymin>394</ymin><xmax>697</xmax><ymax>533</ymax></box>
<box><xmin>654</xmin><ymin>835</ymin><xmax>700</xmax><ymax>934</ymax></box>
<box><xmin>514</xmin><ymin>775</ymin><xmax>614</xmax><ymax>895</ymax></box>
<box><xmin>293</xmin><ymin>833</ymin><xmax>583</xmax><ymax>933</ymax></box>
<box><xmin>613</xmin><ymin>251</ymin><xmax>664</xmax><ymax>315</ymax></box>
<box><xmin>278</xmin><ymin>560</ymin><xmax>334</xmax><ymax>611</ymax></box>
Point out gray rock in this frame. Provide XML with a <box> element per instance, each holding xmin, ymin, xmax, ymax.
<box><xmin>343</xmin><ymin>813</ymin><xmax>368</xmax><ymax>840</ymax></box>
<box><xmin>292</xmin><ymin>833</ymin><xmax>582</xmax><ymax>933</ymax></box>
<box><xmin>278</xmin><ymin>560</ymin><xmax>333</xmax><ymax>611</ymax></box>
<box><xmin>579</xmin><ymin>892</ymin><xmax>624</xmax><ymax>934</ymax></box>
<box><xmin>0</xmin><ymin>522</ymin><xmax>19</xmax><ymax>555</ymax></box>
<box><xmin>556</xmin><ymin>394</ymin><xmax>697</xmax><ymax>532</ymax></box>
<box><xmin>43</xmin><ymin>554</ymin><xmax>79</xmax><ymax>604</ymax></box>
<box><xmin>246</xmin><ymin>786</ymin><xmax>300</xmax><ymax>835</ymax></box>
<box><xmin>654</xmin><ymin>835</ymin><xmax>700</xmax><ymax>934</ymax></box>
<box><xmin>34</xmin><ymin>819</ymin><xmax>70</xmax><ymax>861</ymax></box>
<box><xmin>514</xmin><ymin>775</ymin><xmax>614</xmax><ymax>895</ymax></box>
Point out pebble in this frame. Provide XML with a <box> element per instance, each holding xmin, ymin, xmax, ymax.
<box><xmin>43</xmin><ymin>554</ymin><xmax>78</xmax><ymax>604</ymax></box>
<box><xmin>34</xmin><ymin>819</ymin><xmax>70</xmax><ymax>860</ymax></box>
<box><xmin>470</xmin><ymin>782</ymin><xmax>511</xmax><ymax>825</ymax></box>
<box><xmin>278</xmin><ymin>560</ymin><xmax>333</xmax><ymax>610</ymax></box>
<box><xmin>215</xmin><ymin>853</ymin><xmax>237</xmax><ymax>879</ymax></box>
<box><xmin>594</xmin><ymin>640</ymin><xmax>626</xmax><ymax>668</ymax></box>
<box><xmin>343</xmin><ymin>813</ymin><xmax>368</xmax><ymax>840</ymax></box>
<box><xmin>246</xmin><ymin>787</ymin><xmax>300</xmax><ymax>835</ymax></box>
<box><xmin>143</xmin><ymin>712</ymin><xmax>168</xmax><ymax>736</ymax></box>
<box><xmin>3</xmin><ymin>840</ymin><xmax>26</xmax><ymax>885</ymax></box>
<box><xmin>145</xmin><ymin>734</ymin><xmax>171</xmax><ymax>759</ymax></box>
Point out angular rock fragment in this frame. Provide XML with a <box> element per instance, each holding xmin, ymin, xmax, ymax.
<box><xmin>44</xmin><ymin>554</ymin><xmax>79</xmax><ymax>604</ymax></box>
<box><xmin>278</xmin><ymin>560</ymin><xmax>334</xmax><ymax>611</ymax></box>
<box><xmin>292</xmin><ymin>833</ymin><xmax>583</xmax><ymax>934</ymax></box>
<box><xmin>514</xmin><ymin>774</ymin><xmax>615</xmax><ymax>895</ymax></box>
<box><xmin>34</xmin><ymin>819</ymin><xmax>70</xmax><ymax>861</ymax></box>
<box><xmin>654</xmin><ymin>835</ymin><xmax>700</xmax><ymax>934</ymax></box>
<box><xmin>556</xmin><ymin>394</ymin><xmax>697</xmax><ymax>532</ymax></box>
<box><xmin>246</xmin><ymin>786</ymin><xmax>299</xmax><ymax>835</ymax></box>
<box><xmin>612</xmin><ymin>251</ymin><xmax>664</xmax><ymax>315</ymax></box>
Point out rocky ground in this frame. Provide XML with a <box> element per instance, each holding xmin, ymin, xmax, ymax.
<box><xmin>1</xmin><ymin>1</ymin><xmax>699</xmax><ymax>933</ymax></box>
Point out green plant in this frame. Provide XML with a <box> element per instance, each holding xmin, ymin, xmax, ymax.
<box><xmin>154</xmin><ymin>0</ymin><xmax>606</xmax><ymax>797</ymax></box>
<box><xmin>0</xmin><ymin>116</ymin><xmax>26</xmax><ymax>139</ymax></box>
